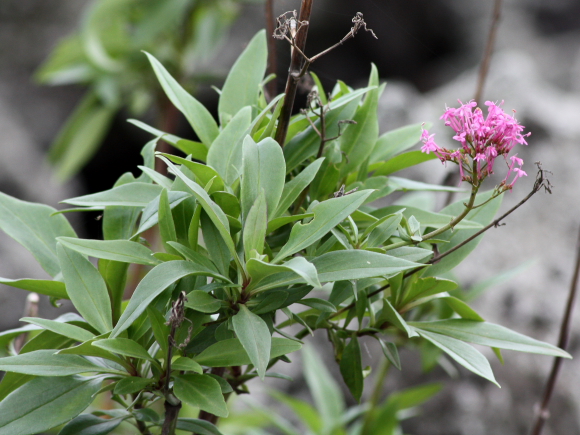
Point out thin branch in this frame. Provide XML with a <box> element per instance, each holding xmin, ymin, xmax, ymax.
<box><xmin>429</xmin><ymin>163</ymin><xmax>551</xmax><ymax>264</ymax></box>
<box><xmin>474</xmin><ymin>0</ymin><xmax>503</xmax><ymax>104</ymax></box>
<box><xmin>274</xmin><ymin>1</ymin><xmax>314</xmax><ymax>146</ymax></box>
<box><xmin>529</xmin><ymin>226</ymin><xmax>580</xmax><ymax>435</ymax></box>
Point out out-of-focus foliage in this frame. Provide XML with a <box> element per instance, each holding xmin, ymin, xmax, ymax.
<box><xmin>36</xmin><ymin>0</ymin><xmax>264</xmax><ymax>180</ymax></box>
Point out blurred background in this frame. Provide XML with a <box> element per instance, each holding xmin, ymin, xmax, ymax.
<box><xmin>1</xmin><ymin>0</ymin><xmax>580</xmax><ymax>433</ymax></box>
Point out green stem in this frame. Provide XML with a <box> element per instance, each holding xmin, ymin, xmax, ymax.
<box><xmin>384</xmin><ymin>182</ymin><xmax>480</xmax><ymax>252</ymax></box>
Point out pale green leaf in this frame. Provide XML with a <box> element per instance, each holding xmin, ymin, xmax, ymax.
<box><xmin>57</xmin><ymin>237</ymin><xmax>159</xmax><ymax>266</ymax></box>
<box><xmin>185</xmin><ymin>290</ymin><xmax>222</xmax><ymax>313</ymax></box>
<box><xmin>174</xmin><ymin>374</ymin><xmax>229</xmax><ymax>417</ymax></box>
<box><xmin>232</xmin><ymin>305</ymin><xmax>271</xmax><ymax>379</ymax></box>
<box><xmin>274</xmin><ymin>158</ymin><xmax>324</xmax><ymax>218</ymax></box>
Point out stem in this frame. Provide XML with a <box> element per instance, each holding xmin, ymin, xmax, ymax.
<box><xmin>161</xmin><ymin>401</ymin><xmax>182</xmax><ymax>435</ymax></box>
<box><xmin>529</xmin><ymin>226</ymin><xmax>580</xmax><ymax>435</ymax></box>
<box><xmin>384</xmin><ymin>183</ymin><xmax>479</xmax><ymax>252</ymax></box>
<box><xmin>474</xmin><ymin>0</ymin><xmax>503</xmax><ymax>104</ymax></box>
<box><xmin>360</xmin><ymin>358</ymin><xmax>390</xmax><ymax>433</ymax></box>
<box><xmin>274</xmin><ymin>0</ymin><xmax>314</xmax><ymax>146</ymax></box>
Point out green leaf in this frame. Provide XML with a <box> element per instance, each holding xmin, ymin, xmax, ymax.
<box><xmin>340</xmin><ymin>64</ymin><xmax>380</xmax><ymax>175</ymax></box>
<box><xmin>365</xmin><ymin>214</ymin><xmax>403</xmax><ymax>247</ymax></box>
<box><xmin>146</xmin><ymin>306</ymin><xmax>170</xmax><ymax>358</ymax></box>
<box><xmin>20</xmin><ymin>317</ymin><xmax>94</xmax><ymax>342</ymax></box>
<box><xmin>372</xmin><ymin>205</ymin><xmax>482</xmax><ymax>230</ymax></box>
<box><xmin>207</xmin><ymin>106</ymin><xmax>252</xmax><ymax>185</ymax></box>
<box><xmin>0</xmin><ymin>349</ymin><xmax>124</xmax><ymax>376</ymax></box>
<box><xmin>113</xmin><ymin>377</ymin><xmax>154</xmax><ymax>395</ymax></box>
<box><xmin>218</xmin><ymin>30</ymin><xmax>267</xmax><ymax>125</ymax></box>
<box><xmin>174</xmin><ymin>374</ymin><xmax>229</xmax><ymax>417</ymax></box>
<box><xmin>58</xmin><ymin>414</ymin><xmax>125</xmax><ymax>435</ymax></box>
<box><xmin>145</xmin><ymin>52</ymin><xmax>218</xmax><ymax>146</ymax></box>
<box><xmin>267</xmin><ymin>213</ymin><xmax>313</xmax><ymax>233</ymax></box>
<box><xmin>160</xmin><ymin>154</ymin><xmax>225</xmax><ymax>193</ymax></box>
<box><xmin>176</xmin><ymin>419</ymin><xmax>225</xmax><ymax>435</ymax></box>
<box><xmin>57</xmin><ymin>237</ymin><xmax>159</xmax><ymax>266</ymax></box>
<box><xmin>172</xmin><ymin>357</ymin><xmax>203</xmax><ymax>373</ymax></box>
<box><xmin>410</xmin><ymin>319</ymin><xmax>571</xmax><ymax>358</ymax></box>
<box><xmin>380</xmin><ymin>298</ymin><xmax>418</xmax><ymax>338</ymax></box>
<box><xmin>160</xmin><ymin>157</ymin><xmax>239</xmax><ymax>266</ymax></box>
<box><xmin>274</xmin><ymin>190</ymin><xmax>373</xmax><ymax>262</ymax></box>
<box><xmin>0</xmin><ymin>277</ymin><xmax>68</xmax><ymax>299</ymax></box>
<box><xmin>399</xmin><ymin>277</ymin><xmax>458</xmax><ymax>308</ymax></box>
<box><xmin>92</xmin><ymin>338</ymin><xmax>156</xmax><ymax>363</ymax></box>
<box><xmin>297</xmin><ymin>298</ymin><xmax>336</xmax><ymax>313</ymax></box>
<box><xmin>339</xmin><ymin>337</ymin><xmax>364</xmax><ymax>402</ymax></box>
<box><xmin>48</xmin><ymin>92</ymin><xmax>116</xmax><ymax>181</ymax></box>
<box><xmin>158</xmin><ymin>188</ymin><xmax>179</xmax><ymax>255</ymax></box>
<box><xmin>378</xmin><ymin>339</ymin><xmax>401</xmax><ymax>370</ymax></box>
<box><xmin>0</xmin><ymin>375</ymin><xmax>101</xmax><ymax>435</ymax></box>
<box><xmin>111</xmin><ymin>261</ymin><xmax>229</xmax><ymax>338</ymax></box>
<box><xmin>371</xmin><ymin>122</ymin><xmax>426</xmax><ymax>163</ymax></box>
<box><xmin>302</xmin><ymin>345</ymin><xmax>344</xmax><ymax>429</ymax></box>
<box><xmin>372</xmin><ymin>150</ymin><xmax>437</xmax><ymax>176</ymax></box>
<box><xmin>0</xmin><ymin>192</ymin><xmax>77</xmax><ymax>277</ymax></box>
<box><xmin>128</xmin><ymin>119</ymin><xmax>182</xmax><ymax>146</ymax></box>
<box><xmin>57</xmin><ymin>243</ymin><xmax>113</xmax><ymax>334</ymax></box>
<box><xmin>232</xmin><ymin>305</ymin><xmax>272</xmax><ymax>379</ymax></box>
<box><xmin>136</xmin><ymin>191</ymin><xmax>191</xmax><ymax>235</ymax></box>
<box><xmin>243</xmin><ymin>192</ymin><xmax>268</xmax><ymax>259</ymax></box>
<box><xmin>313</xmin><ymin>250</ymin><xmax>420</xmax><ymax>283</ymax></box>
<box><xmin>389</xmin><ymin>176</ymin><xmax>465</xmax><ymax>193</ymax></box>
<box><xmin>200</xmin><ymin>212</ymin><xmax>232</xmax><ymax>275</ymax></box>
<box><xmin>241</xmin><ymin>136</ymin><xmax>286</xmax><ymax>221</ymax></box>
<box><xmin>185</xmin><ymin>290</ymin><xmax>221</xmax><ymax>313</ymax></box>
<box><xmin>247</xmin><ymin>256</ymin><xmax>321</xmax><ymax>292</ymax></box>
<box><xmin>442</xmin><ymin>297</ymin><xmax>485</xmax><ymax>321</ymax></box>
<box><xmin>167</xmin><ymin>242</ymin><xmax>219</xmax><ymax>273</ymax></box>
<box><xmin>274</xmin><ymin>158</ymin><xmax>324</xmax><ymax>218</ymax></box>
<box><xmin>62</xmin><ymin>183</ymin><xmax>163</xmax><ymax>207</ymax></box>
<box><xmin>414</xmin><ymin>328</ymin><xmax>499</xmax><ymax>386</ymax></box>
<box><xmin>102</xmin><ymin>172</ymin><xmax>142</xmax><ymax>241</ymax></box>
<box><xmin>193</xmin><ymin>337</ymin><xmax>301</xmax><ymax>367</ymax></box>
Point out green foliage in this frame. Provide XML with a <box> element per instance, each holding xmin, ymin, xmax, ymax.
<box><xmin>0</xmin><ymin>26</ymin><xmax>566</xmax><ymax>435</ymax></box>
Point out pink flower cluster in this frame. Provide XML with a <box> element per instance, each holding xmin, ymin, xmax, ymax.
<box><xmin>421</xmin><ymin>100</ymin><xmax>530</xmax><ymax>189</ymax></box>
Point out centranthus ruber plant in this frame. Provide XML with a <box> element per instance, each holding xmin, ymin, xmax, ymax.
<box><xmin>0</xmin><ymin>12</ymin><xmax>568</xmax><ymax>435</ymax></box>
<box><xmin>421</xmin><ymin>100</ymin><xmax>530</xmax><ymax>191</ymax></box>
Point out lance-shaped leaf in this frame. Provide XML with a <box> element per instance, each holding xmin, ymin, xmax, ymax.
<box><xmin>111</xmin><ymin>261</ymin><xmax>229</xmax><ymax>337</ymax></box>
<box><xmin>372</xmin><ymin>150</ymin><xmax>437</xmax><ymax>176</ymax></box>
<box><xmin>160</xmin><ymin>154</ymin><xmax>225</xmax><ymax>193</ymax></box>
<box><xmin>247</xmin><ymin>256</ymin><xmax>320</xmax><ymax>292</ymax></box>
<box><xmin>57</xmin><ymin>237</ymin><xmax>159</xmax><ymax>266</ymax></box>
<box><xmin>339</xmin><ymin>337</ymin><xmax>364</xmax><ymax>402</ymax></box>
<box><xmin>193</xmin><ymin>337</ymin><xmax>301</xmax><ymax>367</ymax></box>
<box><xmin>62</xmin><ymin>183</ymin><xmax>163</xmax><ymax>208</ymax></box>
<box><xmin>370</xmin><ymin>122</ymin><xmax>427</xmax><ymax>163</ymax></box>
<box><xmin>58</xmin><ymin>414</ymin><xmax>125</xmax><ymax>435</ymax></box>
<box><xmin>218</xmin><ymin>30</ymin><xmax>267</xmax><ymax>125</ymax></box>
<box><xmin>176</xmin><ymin>419</ymin><xmax>225</xmax><ymax>435</ymax></box>
<box><xmin>243</xmin><ymin>192</ymin><xmax>268</xmax><ymax>259</ymax></box>
<box><xmin>92</xmin><ymin>338</ymin><xmax>158</xmax><ymax>364</ymax></box>
<box><xmin>232</xmin><ymin>305</ymin><xmax>271</xmax><ymax>379</ymax></box>
<box><xmin>0</xmin><ymin>349</ymin><xmax>125</xmax><ymax>376</ymax></box>
<box><xmin>57</xmin><ymin>243</ymin><xmax>112</xmax><ymax>334</ymax></box>
<box><xmin>159</xmin><ymin>157</ymin><xmax>239</xmax><ymax>265</ymax></box>
<box><xmin>379</xmin><ymin>298</ymin><xmax>419</xmax><ymax>338</ymax></box>
<box><xmin>413</xmin><ymin>328</ymin><xmax>499</xmax><ymax>386</ymax></box>
<box><xmin>340</xmin><ymin>64</ymin><xmax>381</xmax><ymax>175</ymax></box>
<box><xmin>0</xmin><ymin>375</ymin><xmax>102</xmax><ymax>435</ymax></box>
<box><xmin>274</xmin><ymin>158</ymin><xmax>324</xmax><ymax>218</ymax></box>
<box><xmin>158</xmin><ymin>188</ymin><xmax>179</xmax><ymax>255</ymax></box>
<box><xmin>241</xmin><ymin>136</ymin><xmax>286</xmax><ymax>221</ymax></box>
<box><xmin>20</xmin><ymin>317</ymin><xmax>94</xmax><ymax>343</ymax></box>
<box><xmin>145</xmin><ymin>52</ymin><xmax>218</xmax><ymax>146</ymax></box>
<box><xmin>372</xmin><ymin>205</ymin><xmax>482</xmax><ymax>230</ymax></box>
<box><xmin>174</xmin><ymin>374</ymin><xmax>229</xmax><ymax>418</ymax></box>
<box><xmin>185</xmin><ymin>290</ymin><xmax>222</xmax><ymax>313</ymax></box>
<box><xmin>273</xmin><ymin>190</ymin><xmax>373</xmax><ymax>262</ymax></box>
<box><xmin>207</xmin><ymin>106</ymin><xmax>252</xmax><ymax>185</ymax></box>
<box><xmin>313</xmin><ymin>250</ymin><xmax>420</xmax><ymax>283</ymax></box>
<box><xmin>0</xmin><ymin>277</ymin><xmax>67</xmax><ymax>299</ymax></box>
<box><xmin>0</xmin><ymin>192</ymin><xmax>77</xmax><ymax>277</ymax></box>
<box><xmin>409</xmin><ymin>319</ymin><xmax>571</xmax><ymax>358</ymax></box>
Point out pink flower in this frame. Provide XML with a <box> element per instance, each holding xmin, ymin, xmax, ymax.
<box><xmin>421</xmin><ymin>100</ymin><xmax>530</xmax><ymax>187</ymax></box>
